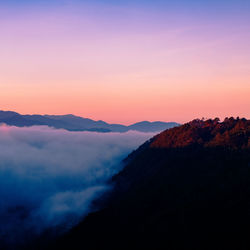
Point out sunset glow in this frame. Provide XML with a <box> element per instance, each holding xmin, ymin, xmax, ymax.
<box><xmin>1</xmin><ymin>0</ymin><xmax>249</xmax><ymax>124</ymax></box>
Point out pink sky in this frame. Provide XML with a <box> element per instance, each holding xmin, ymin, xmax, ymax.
<box><xmin>0</xmin><ymin>2</ymin><xmax>249</xmax><ymax>124</ymax></box>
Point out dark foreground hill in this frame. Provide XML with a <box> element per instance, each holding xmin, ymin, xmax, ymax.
<box><xmin>48</xmin><ymin>117</ymin><xmax>250</xmax><ymax>250</ymax></box>
<box><xmin>0</xmin><ymin>111</ymin><xmax>178</xmax><ymax>133</ymax></box>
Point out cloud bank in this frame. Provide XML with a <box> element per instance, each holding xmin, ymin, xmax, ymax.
<box><xmin>0</xmin><ymin>124</ymin><xmax>154</xmax><ymax>248</ymax></box>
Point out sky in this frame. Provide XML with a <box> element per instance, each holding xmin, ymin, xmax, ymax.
<box><xmin>0</xmin><ymin>0</ymin><xmax>249</xmax><ymax>124</ymax></box>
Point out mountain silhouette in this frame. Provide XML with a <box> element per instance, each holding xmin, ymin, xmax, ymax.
<box><xmin>0</xmin><ymin>111</ymin><xmax>179</xmax><ymax>133</ymax></box>
<box><xmin>50</xmin><ymin>117</ymin><xmax>250</xmax><ymax>250</ymax></box>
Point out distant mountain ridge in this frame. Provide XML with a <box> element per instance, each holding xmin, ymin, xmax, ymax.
<box><xmin>0</xmin><ymin>110</ymin><xmax>179</xmax><ymax>133</ymax></box>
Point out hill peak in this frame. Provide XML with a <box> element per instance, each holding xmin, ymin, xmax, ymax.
<box><xmin>150</xmin><ymin>117</ymin><xmax>249</xmax><ymax>149</ymax></box>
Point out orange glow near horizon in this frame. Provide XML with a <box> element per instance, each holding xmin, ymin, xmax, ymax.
<box><xmin>1</xmin><ymin>77</ymin><xmax>249</xmax><ymax>124</ymax></box>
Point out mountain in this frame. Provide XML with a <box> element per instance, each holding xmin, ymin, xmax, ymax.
<box><xmin>127</xmin><ymin>121</ymin><xmax>177</xmax><ymax>132</ymax></box>
<box><xmin>51</xmin><ymin>117</ymin><xmax>250</xmax><ymax>250</ymax></box>
<box><xmin>0</xmin><ymin>111</ymin><xmax>179</xmax><ymax>133</ymax></box>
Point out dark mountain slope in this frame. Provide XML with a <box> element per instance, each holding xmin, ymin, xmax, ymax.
<box><xmin>52</xmin><ymin>117</ymin><xmax>250</xmax><ymax>250</ymax></box>
<box><xmin>0</xmin><ymin>110</ymin><xmax>178</xmax><ymax>133</ymax></box>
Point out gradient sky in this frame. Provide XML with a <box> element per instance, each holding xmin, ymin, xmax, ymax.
<box><xmin>0</xmin><ymin>0</ymin><xmax>249</xmax><ymax>124</ymax></box>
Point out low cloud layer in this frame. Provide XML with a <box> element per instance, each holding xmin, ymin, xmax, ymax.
<box><xmin>0</xmin><ymin>125</ymin><xmax>154</xmax><ymax>248</ymax></box>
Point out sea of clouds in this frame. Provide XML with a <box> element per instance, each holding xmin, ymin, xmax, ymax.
<box><xmin>0</xmin><ymin>124</ymin><xmax>155</xmax><ymax>248</ymax></box>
